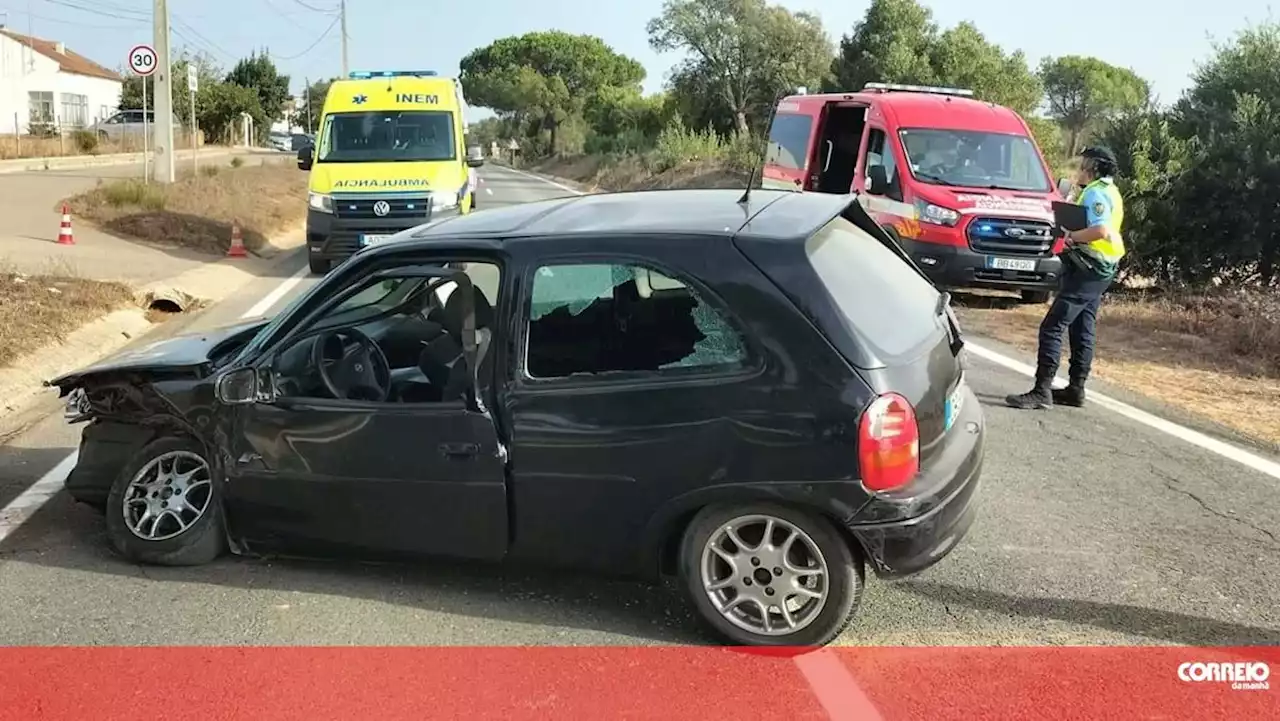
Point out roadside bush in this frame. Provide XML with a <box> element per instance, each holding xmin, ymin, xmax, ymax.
<box><xmin>102</xmin><ymin>180</ymin><xmax>167</xmax><ymax>211</ymax></box>
<box><xmin>229</xmin><ymin>156</ymin><xmax>244</xmax><ymax>168</ymax></box>
<box><xmin>651</xmin><ymin>118</ymin><xmax>725</xmax><ymax>171</ymax></box>
<box><xmin>71</xmin><ymin>129</ymin><xmax>98</xmax><ymax>154</ymax></box>
<box><xmin>201</xmin><ymin>165</ymin><xmax>221</xmax><ymax>177</ymax></box>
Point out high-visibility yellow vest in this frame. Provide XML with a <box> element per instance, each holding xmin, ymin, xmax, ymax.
<box><xmin>1077</xmin><ymin>177</ymin><xmax>1126</xmax><ymax>269</ymax></box>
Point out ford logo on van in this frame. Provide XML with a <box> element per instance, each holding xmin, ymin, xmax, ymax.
<box><xmin>1003</xmin><ymin>227</ymin><xmax>1026</xmax><ymax>239</ymax></box>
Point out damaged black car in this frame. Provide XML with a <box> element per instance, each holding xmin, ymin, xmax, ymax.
<box><xmin>48</xmin><ymin>188</ymin><xmax>984</xmax><ymax>646</ymax></box>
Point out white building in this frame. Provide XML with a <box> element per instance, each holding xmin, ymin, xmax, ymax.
<box><xmin>0</xmin><ymin>28</ymin><xmax>123</xmax><ymax>135</ymax></box>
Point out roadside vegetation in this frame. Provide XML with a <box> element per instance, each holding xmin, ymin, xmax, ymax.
<box><xmin>64</xmin><ymin>160</ymin><xmax>307</xmax><ymax>255</ymax></box>
<box><xmin>456</xmin><ymin>0</ymin><xmax>1280</xmax><ymax>446</ymax></box>
<box><xmin>0</xmin><ymin>130</ymin><xmax>202</xmax><ymax>160</ymax></box>
<box><xmin>0</xmin><ymin>265</ymin><xmax>134</xmax><ymax>369</ymax></box>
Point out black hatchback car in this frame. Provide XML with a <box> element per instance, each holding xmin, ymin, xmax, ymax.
<box><xmin>49</xmin><ymin>188</ymin><xmax>984</xmax><ymax>647</ymax></box>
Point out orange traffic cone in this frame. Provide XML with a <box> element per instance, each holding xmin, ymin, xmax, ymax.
<box><xmin>57</xmin><ymin>203</ymin><xmax>74</xmax><ymax>245</ymax></box>
<box><xmin>227</xmin><ymin>220</ymin><xmax>247</xmax><ymax>258</ymax></box>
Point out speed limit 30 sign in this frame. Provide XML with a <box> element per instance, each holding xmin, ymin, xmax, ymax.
<box><xmin>128</xmin><ymin>44</ymin><xmax>157</xmax><ymax>76</ymax></box>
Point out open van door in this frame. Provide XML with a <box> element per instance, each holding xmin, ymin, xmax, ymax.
<box><xmin>761</xmin><ymin>99</ymin><xmax>820</xmax><ymax>191</ymax></box>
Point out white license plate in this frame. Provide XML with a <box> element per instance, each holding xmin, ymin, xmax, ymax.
<box><xmin>987</xmin><ymin>257</ymin><xmax>1037</xmax><ymax>271</ymax></box>
<box><xmin>944</xmin><ymin>378</ymin><xmax>965</xmax><ymax>431</ymax></box>
<box><xmin>361</xmin><ymin>234</ymin><xmax>394</xmax><ymax>247</ymax></box>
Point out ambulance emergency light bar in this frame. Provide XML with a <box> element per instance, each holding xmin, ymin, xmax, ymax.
<box><xmin>348</xmin><ymin>70</ymin><xmax>439</xmax><ymax>79</ymax></box>
<box><xmin>863</xmin><ymin>82</ymin><xmax>974</xmax><ymax>97</ymax></box>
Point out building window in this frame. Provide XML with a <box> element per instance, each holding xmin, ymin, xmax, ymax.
<box><xmin>28</xmin><ymin>91</ymin><xmax>55</xmax><ymax>125</ymax></box>
<box><xmin>61</xmin><ymin>93</ymin><xmax>89</xmax><ymax>129</ymax></box>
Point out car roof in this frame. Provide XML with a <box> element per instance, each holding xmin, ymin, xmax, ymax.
<box><xmin>382</xmin><ymin>189</ymin><xmax>853</xmax><ymax>250</ymax></box>
<box><xmin>783</xmin><ymin>90</ymin><xmax>1029</xmax><ymax>135</ymax></box>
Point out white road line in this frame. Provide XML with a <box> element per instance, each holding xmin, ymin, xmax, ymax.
<box><xmin>792</xmin><ymin>649</ymin><xmax>884</xmax><ymax>721</ymax></box>
<box><xmin>243</xmin><ymin>264</ymin><xmax>311</xmax><ymax>319</ymax></box>
<box><xmin>484</xmin><ymin>187</ymin><xmax>493</xmax><ymax>195</ymax></box>
<box><xmin>0</xmin><ymin>453</ymin><xmax>79</xmax><ymax>544</ymax></box>
<box><xmin>504</xmin><ymin>164</ymin><xmax>1280</xmax><ymax>482</ymax></box>
<box><xmin>965</xmin><ymin>343</ymin><xmax>1280</xmax><ymax>481</ymax></box>
<box><xmin>491</xmin><ymin>164</ymin><xmax>586</xmax><ymax>195</ymax></box>
<box><xmin>0</xmin><ymin>260</ymin><xmax>313</xmax><ymax>543</ymax></box>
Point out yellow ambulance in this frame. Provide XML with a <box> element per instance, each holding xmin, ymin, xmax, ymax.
<box><xmin>297</xmin><ymin>70</ymin><xmax>482</xmax><ymax>274</ymax></box>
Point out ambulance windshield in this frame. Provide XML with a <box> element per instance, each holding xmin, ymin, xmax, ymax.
<box><xmin>317</xmin><ymin>110</ymin><xmax>456</xmax><ymax>163</ymax></box>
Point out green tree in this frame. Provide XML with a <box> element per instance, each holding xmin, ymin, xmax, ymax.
<box><xmin>1039</xmin><ymin>55</ymin><xmax>1150</xmax><ymax>152</ymax></box>
<box><xmin>647</xmin><ymin>0</ymin><xmax>833</xmax><ymax>136</ymax></box>
<box><xmin>197</xmin><ymin>82</ymin><xmax>263</xmax><ymax>144</ymax></box>
<box><xmin>1024</xmin><ymin>116</ymin><xmax>1068</xmax><ymax>179</ymax></box>
<box><xmin>929</xmin><ymin>22</ymin><xmax>1041</xmax><ymax>115</ymax></box>
<box><xmin>225</xmin><ymin>51</ymin><xmax>291</xmax><ymax>134</ymax></box>
<box><xmin>289</xmin><ymin>78</ymin><xmax>332</xmax><ymax>133</ymax></box>
<box><xmin>828</xmin><ymin>0</ymin><xmax>937</xmax><ymax>91</ymax></box>
<box><xmin>460</xmin><ymin>31</ymin><xmax>645</xmax><ymax>155</ymax></box>
<box><xmin>119</xmin><ymin>51</ymin><xmax>222</xmax><ymax>127</ymax></box>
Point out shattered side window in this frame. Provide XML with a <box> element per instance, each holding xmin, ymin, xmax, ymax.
<box><xmin>526</xmin><ymin>262</ymin><xmax>749</xmax><ymax>379</ymax></box>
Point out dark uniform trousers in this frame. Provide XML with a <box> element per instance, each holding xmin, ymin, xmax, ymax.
<box><xmin>1035</xmin><ymin>262</ymin><xmax>1112</xmax><ymax>388</ymax></box>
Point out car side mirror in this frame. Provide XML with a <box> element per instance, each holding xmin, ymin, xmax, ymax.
<box><xmin>297</xmin><ymin>146</ymin><xmax>313</xmax><ymax>171</ymax></box>
<box><xmin>866</xmin><ymin>165</ymin><xmax>889</xmax><ymax>196</ymax></box>
<box><xmin>215</xmin><ymin>367</ymin><xmax>258</xmax><ymax>405</ymax></box>
<box><xmin>1057</xmin><ymin>177</ymin><xmax>1074</xmax><ymax>198</ymax></box>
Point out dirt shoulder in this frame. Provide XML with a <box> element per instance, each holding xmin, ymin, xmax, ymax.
<box><xmin>526</xmin><ymin>154</ymin><xmax>1280</xmax><ymax>448</ymax></box>
<box><xmin>65</xmin><ymin>159</ymin><xmax>307</xmax><ymax>256</ymax></box>
<box><xmin>0</xmin><ymin>268</ymin><xmax>135</xmax><ymax>368</ymax></box>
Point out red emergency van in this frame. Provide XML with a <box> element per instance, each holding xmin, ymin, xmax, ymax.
<box><xmin>763</xmin><ymin>83</ymin><xmax>1068</xmax><ymax>303</ymax></box>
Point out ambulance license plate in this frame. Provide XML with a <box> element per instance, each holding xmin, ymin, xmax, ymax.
<box><xmin>361</xmin><ymin>234</ymin><xmax>393</xmax><ymax>247</ymax></box>
<box><xmin>986</xmin><ymin>256</ymin><xmax>1036</xmax><ymax>272</ymax></box>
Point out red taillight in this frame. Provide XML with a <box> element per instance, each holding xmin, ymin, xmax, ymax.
<box><xmin>858</xmin><ymin>392</ymin><xmax>920</xmax><ymax>492</ymax></box>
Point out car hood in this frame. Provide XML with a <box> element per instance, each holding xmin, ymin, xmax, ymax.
<box><xmin>917</xmin><ymin>186</ymin><xmax>1057</xmax><ymax>222</ymax></box>
<box><xmin>46</xmin><ymin>317</ymin><xmax>269</xmax><ymax>391</ymax></box>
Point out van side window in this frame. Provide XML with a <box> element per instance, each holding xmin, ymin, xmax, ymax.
<box><xmin>765</xmin><ymin>114</ymin><xmax>813</xmax><ymax>170</ymax></box>
<box><xmin>864</xmin><ymin>129</ymin><xmax>902</xmax><ymax>201</ymax></box>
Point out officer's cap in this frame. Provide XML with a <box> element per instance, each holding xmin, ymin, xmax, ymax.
<box><xmin>1080</xmin><ymin>145</ymin><xmax>1118</xmax><ymax>166</ymax></box>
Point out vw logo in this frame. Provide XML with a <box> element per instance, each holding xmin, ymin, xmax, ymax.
<box><xmin>1003</xmin><ymin>227</ymin><xmax>1026</xmax><ymax>239</ymax></box>
<box><xmin>372</xmin><ymin>200</ymin><xmax>391</xmax><ymax>217</ymax></box>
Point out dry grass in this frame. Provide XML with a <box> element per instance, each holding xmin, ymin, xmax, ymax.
<box><xmin>65</xmin><ymin>161</ymin><xmax>308</xmax><ymax>255</ymax></box>
<box><xmin>0</xmin><ymin>267</ymin><xmax>135</xmax><ymax>368</ymax></box>
<box><xmin>0</xmin><ymin>131</ymin><xmax>203</xmax><ymax>160</ymax></box>
<box><xmin>533</xmin><ymin>156</ymin><xmax>747</xmax><ymax>192</ymax></box>
<box><xmin>955</xmin><ymin>288</ymin><xmax>1280</xmax><ymax>447</ymax></box>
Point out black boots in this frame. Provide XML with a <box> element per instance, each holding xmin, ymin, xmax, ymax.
<box><xmin>1052</xmin><ymin>383</ymin><xmax>1087</xmax><ymax>407</ymax></box>
<box><xmin>1005</xmin><ymin>383</ymin><xmax>1053</xmax><ymax>409</ymax></box>
<box><xmin>1006</xmin><ymin>380</ymin><xmax>1087</xmax><ymax>410</ymax></box>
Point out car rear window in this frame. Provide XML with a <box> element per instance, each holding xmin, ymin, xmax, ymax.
<box><xmin>804</xmin><ymin>216</ymin><xmax>941</xmax><ymax>358</ymax></box>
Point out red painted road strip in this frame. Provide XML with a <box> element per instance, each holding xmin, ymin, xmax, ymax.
<box><xmin>0</xmin><ymin>646</ymin><xmax>1275</xmax><ymax>720</ymax></box>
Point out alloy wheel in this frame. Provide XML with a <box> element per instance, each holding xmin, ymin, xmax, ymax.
<box><xmin>122</xmin><ymin>450</ymin><xmax>213</xmax><ymax>542</ymax></box>
<box><xmin>699</xmin><ymin>514</ymin><xmax>830</xmax><ymax>636</ymax></box>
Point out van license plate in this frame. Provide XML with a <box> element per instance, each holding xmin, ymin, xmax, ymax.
<box><xmin>944</xmin><ymin>379</ymin><xmax>965</xmax><ymax>432</ymax></box>
<box><xmin>361</xmin><ymin>234</ymin><xmax>393</xmax><ymax>247</ymax></box>
<box><xmin>987</xmin><ymin>257</ymin><xmax>1036</xmax><ymax>271</ymax></box>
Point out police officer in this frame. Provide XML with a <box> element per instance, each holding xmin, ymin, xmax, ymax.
<box><xmin>1007</xmin><ymin>145</ymin><xmax>1125</xmax><ymax>410</ymax></box>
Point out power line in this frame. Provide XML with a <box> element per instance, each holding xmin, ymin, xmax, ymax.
<box><xmin>41</xmin><ymin>0</ymin><xmax>148</xmax><ymax>21</ymax></box>
<box><xmin>285</xmin><ymin>0</ymin><xmax>337</xmax><ymax>12</ymax></box>
<box><xmin>0</xmin><ymin>8</ymin><xmax>144</xmax><ymax>30</ymax></box>
<box><xmin>273</xmin><ymin>12</ymin><xmax>338</xmax><ymax>60</ymax></box>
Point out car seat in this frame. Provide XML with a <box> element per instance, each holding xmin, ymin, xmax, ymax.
<box><xmin>417</xmin><ymin>285</ymin><xmax>494</xmax><ymax>402</ymax></box>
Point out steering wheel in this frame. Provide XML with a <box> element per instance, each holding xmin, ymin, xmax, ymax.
<box><xmin>311</xmin><ymin>328</ymin><xmax>391</xmax><ymax>402</ymax></box>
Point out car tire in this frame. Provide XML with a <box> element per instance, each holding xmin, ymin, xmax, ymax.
<box><xmin>104</xmin><ymin>436</ymin><xmax>226</xmax><ymax>567</ymax></box>
<box><xmin>1020</xmin><ymin>289</ymin><xmax>1051</xmax><ymax>304</ymax></box>
<box><xmin>309</xmin><ymin>256</ymin><xmax>330</xmax><ymax>275</ymax></box>
<box><xmin>678</xmin><ymin>502</ymin><xmax>864</xmax><ymax>646</ymax></box>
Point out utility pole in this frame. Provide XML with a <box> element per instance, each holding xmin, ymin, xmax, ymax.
<box><xmin>151</xmin><ymin>0</ymin><xmax>176</xmax><ymax>183</ymax></box>
<box><xmin>305</xmin><ymin>77</ymin><xmax>312</xmax><ymax>132</ymax></box>
<box><xmin>339</xmin><ymin>0</ymin><xmax>348</xmax><ymax>76</ymax></box>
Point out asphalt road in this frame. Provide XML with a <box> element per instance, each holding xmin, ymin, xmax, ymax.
<box><xmin>0</xmin><ymin>164</ymin><xmax>1277</xmax><ymax>647</ymax></box>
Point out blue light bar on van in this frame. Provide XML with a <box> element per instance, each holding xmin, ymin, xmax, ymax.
<box><xmin>348</xmin><ymin>70</ymin><xmax>439</xmax><ymax>79</ymax></box>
